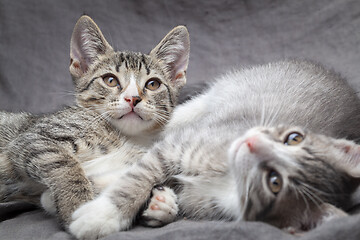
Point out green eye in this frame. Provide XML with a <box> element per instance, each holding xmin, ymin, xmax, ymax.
<box><xmin>284</xmin><ymin>132</ymin><xmax>304</xmax><ymax>146</ymax></box>
<box><xmin>103</xmin><ymin>74</ymin><xmax>120</xmax><ymax>88</ymax></box>
<box><xmin>145</xmin><ymin>78</ymin><xmax>161</xmax><ymax>91</ymax></box>
<box><xmin>267</xmin><ymin>170</ymin><xmax>282</xmax><ymax>195</ymax></box>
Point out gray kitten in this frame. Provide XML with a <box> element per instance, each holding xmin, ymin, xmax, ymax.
<box><xmin>0</xmin><ymin>15</ymin><xmax>189</xmax><ymax>228</ymax></box>
<box><xmin>69</xmin><ymin>60</ymin><xmax>360</xmax><ymax>239</ymax></box>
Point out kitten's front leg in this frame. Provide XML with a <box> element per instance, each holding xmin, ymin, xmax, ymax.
<box><xmin>10</xmin><ymin>136</ymin><xmax>94</xmax><ymax>227</ymax></box>
<box><xmin>69</xmin><ymin>149</ymin><xmax>167</xmax><ymax>239</ymax></box>
<box><xmin>38</xmin><ymin>155</ymin><xmax>94</xmax><ymax>227</ymax></box>
<box><xmin>140</xmin><ymin>185</ymin><xmax>178</xmax><ymax>227</ymax></box>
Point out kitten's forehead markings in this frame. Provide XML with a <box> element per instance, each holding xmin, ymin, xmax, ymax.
<box><xmin>116</xmin><ymin>64</ymin><xmax>121</xmax><ymax>73</ymax></box>
<box><xmin>141</xmin><ymin>54</ymin><xmax>151</xmax><ymax>75</ymax></box>
<box><xmin>120</xmin><ymin>52</ymin><xmax>125</xmax><ymax>62</ymax></box>
<box><xmin>125</xmin><ymin>59</ymin><xmax>129</xmax><ymax>69</ymax></box>
<box><xmin>91</xmin><ymin>57</ymin><xmax>112</xmax><ymax>74</ymax></box>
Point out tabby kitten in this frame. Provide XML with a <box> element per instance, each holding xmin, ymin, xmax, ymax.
<box><xmin>69</xmin><ymin>60</ymin><xmax>360</xmax><ymax>239</ymax></box>
<box><xmin>0</xmin><ymin>15</ymin><xmax>190</xmax><ymax>228</ymax></box>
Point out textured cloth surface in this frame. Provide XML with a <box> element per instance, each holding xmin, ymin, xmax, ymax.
<box><xmin>1</xmin><ymin>0</ymin><xmax>360</xmax><ymax>239</ymax></box>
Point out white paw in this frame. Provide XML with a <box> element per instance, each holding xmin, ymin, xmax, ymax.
<box><xmin>40</xmin><ymin>189</ymin><xmax>57</xmax><ymax>215</ymax></box>
<box><xmin>141</xmin><ymin>186</ymin><xmax>178</xmax><ymax>227</ymax></box>
<box><xmin>69</xmin><ymin>196</ymin><xmax>131</xmax><ymax>240</ymax></box>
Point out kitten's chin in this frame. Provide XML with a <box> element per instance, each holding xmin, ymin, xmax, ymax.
<box><xmin>110</xmin><ymin>114</ymin><xmax>157</xmax><ymax>137</ymax></box>
<box><xmin>120</xmin><ymin>112</ymin><xmax>143</xmax><ymax>121</ymax></box>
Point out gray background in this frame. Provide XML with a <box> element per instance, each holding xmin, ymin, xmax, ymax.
<box><xmin>1</xmin><ymin>0</ymin><xmax>360</xmax><ymax>239</ymax></box>
<box><xmin>1</xmin><ymin>0</ymin><xmax>360</xmax><ymax>114</ymax></box>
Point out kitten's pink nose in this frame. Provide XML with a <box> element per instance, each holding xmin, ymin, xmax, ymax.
<box><xmin>124</xmin><ymin>96</ymin><xmax>141</xmax><ymax>108</ymax></box>
<box><xmin>245</xmin><ymin>136</ymin><xmax>257</xmax><ymax>153</ymax></box>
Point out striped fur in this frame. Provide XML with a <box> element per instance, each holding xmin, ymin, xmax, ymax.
<box><xmin>69</xmin><ymin>60</ymin><xmax>360</xmax><ymax>239</ymax></box>
<box><xmin>0</xmin><ymin>15</ymin><xmax>189</xmax><ymax>229</ymax></box>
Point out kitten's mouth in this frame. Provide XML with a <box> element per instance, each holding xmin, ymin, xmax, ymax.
<box><xmin>118</xmin><ymin>111</ymin><xmax>143</xmax><ymax>120</ymax></box>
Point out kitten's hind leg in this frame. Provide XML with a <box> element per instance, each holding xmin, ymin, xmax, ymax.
<box><xmin>140</xmin><ymin>185</ymin><xmax>178</xmax><ymax>227</ymax></box>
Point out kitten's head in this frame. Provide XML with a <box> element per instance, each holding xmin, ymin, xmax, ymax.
<box><xmin>69</xmin><ymin>16</ymin><xmax>190</xmax><ymax>136</ymax></box>
<box><xmin>228</xmin><ymin>126</ymin><xmax>360</xmax><ymax>230</ymax></box>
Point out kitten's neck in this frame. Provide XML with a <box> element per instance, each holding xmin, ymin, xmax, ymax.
<box><xmin>126</xmin><ymin>131</ymin><xmax>161</xmax><ymax>147</ymax></box>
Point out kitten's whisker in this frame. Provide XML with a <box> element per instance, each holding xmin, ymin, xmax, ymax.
<box><xmin>88</xmin><ymin>111</ymin><xmax>111</xmax><ymax>127</ymax></box>
<box><xmin>157</xmin><ymin>110</ymin><xmax>170</xmax><ymax>118</ymax></box>
<box><xmin>152</xmin><ymin>114</ymin><xmax>169</xmax><ymax>126</ymax></box>
<box><xmin>293</xmin><ymin>187</ymin><xmax>299</xmax><ymax>200</ymax></box>
<box><xmin>237</xmin><ymin>113</ymin><xmax>252</xmax><ymax>129</ymax></box>
<box><xmin>49</xmin><ymin>91</ymin><xmax>77</xmax><ymax>97</ymax></box>
<box><xmin>155</xmin><ymin>109</ymin><xmax>171</xmax><ymax>115</ymax></box>
<box><xmin>151</xmin><ymin>106</ymin><xmax>173</xmax><ymax>115</ymax></box>
<box><xmin>299</xmin><ymin>181</ymin><xmax>336</xmax><ymax>198</ymax></box>
<box><xmin>142</xmin><ymin>104</ymin><xmax>168</xmax><ymax>113</ymax></box>
<box><xmin>242</xmin><ymin>180</ymin><xmax>251</xmax><ymax>218</ymax></box>
<box><xmin>152</xmin><ymin>118</ymin><xmax>164</xmax><ymax>126</ymax></box>
<box><xmin>301</xmin><ymin>186</ymin><xmax>323</xmax><ymax>209</ymax></box>
<box><xmin>155</xmin><ymin>115</ymin><xmax>168</xmax><ymax>124</ymax></box>
<box><xmin>259</xmin><ymin>97</ymin><xmax>266</xmax><ymax>127</ymax></box>
<box><xmin>266</xmin><ymin>103</ymin><xmax>282</xmax><ymax>127</ymax></box>
<box><xmin>151</xmin><ymin>112</ymin><xmax>166</xmax><ymax>122</ymax></box>
<box><xmin>88</xmin><ymin>106</ymin><xmax>108</xmax><ymax>112</ymax></box>
<box><xmin>154</xmin><ymin>112</ymin><xmax>171</xmax><ymax>119</ymax></box>
<box><xmin>296</xmin><ymin>188</ymin><xmax>310</xmax><ymax>211</ymax></box>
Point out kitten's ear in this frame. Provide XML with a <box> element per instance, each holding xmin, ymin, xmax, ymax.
<box><xmin>70</xmin><ymin>15</ymin><xmax>113</xmax><ymax>79</ymax></box>
<box><xmin>150</xmin><ymin>26</ymin><xmax>190</xmax><ymax>88</ymax></box>
<box><xmin>334</xmin><ymin>139</ymin><xmax>360</xmax><ymax>177</ymax></box>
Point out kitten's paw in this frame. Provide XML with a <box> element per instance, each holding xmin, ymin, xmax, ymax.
<box><xmin>40</xmin><ymin>190</ymin><xmax>57</xmax><ymax>215</ymax></box>
<box><xmin>141</xmin><ymin>186</ymin><xmax>178</xmax><ymax>227</ymax></box>
<box><xmin>69</xmin><ymin>196</ymin><xmax>131</xmax><ymax>240</ymax></box>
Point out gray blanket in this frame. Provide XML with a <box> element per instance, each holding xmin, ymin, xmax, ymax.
<box><xmin>1</xmin><ymin>0</ymin><xmax>360</xmax><ymax>239</ymax></box>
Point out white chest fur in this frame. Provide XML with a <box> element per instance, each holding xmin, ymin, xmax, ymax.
<box><xmin>81</xmin><ymin>145</ymin><xmax>145</xmax><ymax>190</ymax></box>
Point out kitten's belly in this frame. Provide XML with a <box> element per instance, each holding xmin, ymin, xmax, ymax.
<box><xmin>176</xmin><ymin>174</ymin><xmax>240</xmax><ymax>220</ymax></box>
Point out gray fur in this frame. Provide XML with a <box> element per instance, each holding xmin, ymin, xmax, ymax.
<box><xmin>69</xmin><ymin>60</ymin><xmax>360</xmax><ymax>239</ymax></box>
<box><xmin>0</xmin><ymin>15</ymin><xmax>190</xmax><ymax>228</ymax></box>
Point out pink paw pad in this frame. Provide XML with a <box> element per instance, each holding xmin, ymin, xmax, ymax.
<box><xmin>141</xmin><ymin>186</ymin><xmax>178</xmax><ymax>227</ymax></box>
